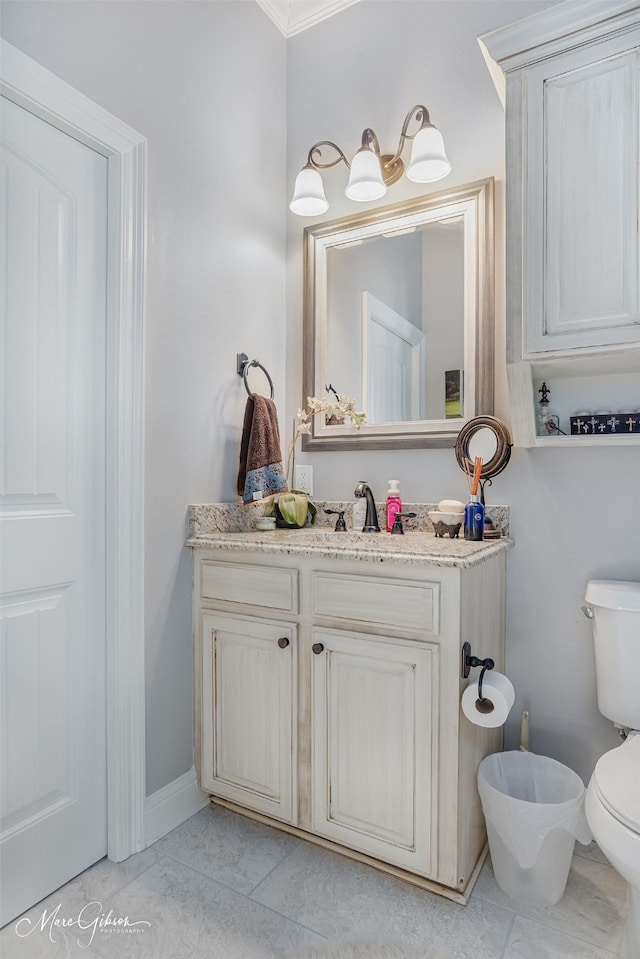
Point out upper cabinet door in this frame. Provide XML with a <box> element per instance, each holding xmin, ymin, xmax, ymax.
<box><xmin>523</xmin><ymin>39</ymin><xmax>640</xmax><ymax>357</ymax></box>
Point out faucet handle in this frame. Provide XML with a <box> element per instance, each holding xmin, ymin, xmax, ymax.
<box><xmin>390</xmin><ymin>511</ymin><xmax>417</xmax><ymax>535</ymax></box>
<box><xmin>324</xmin><ymin>508</ymin><xmax>347</xmax><ymax>532</ymax></box>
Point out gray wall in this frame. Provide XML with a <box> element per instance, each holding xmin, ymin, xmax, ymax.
<box><xmin>286</xmin><ymin>0</ymin><xmax>640</xmax><ymax>781</ymax></box>
<box><xmin>1</xmin><ymin>0</ymin><xmax>287</xmax><ymax>795</ymax></box>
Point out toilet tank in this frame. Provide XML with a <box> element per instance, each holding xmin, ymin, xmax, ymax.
<box><xmin>585</xmin><ymin>581</ymin><xmax>640</xmax><ymax>730</ymax></box>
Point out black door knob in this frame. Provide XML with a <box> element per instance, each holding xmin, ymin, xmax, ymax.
<box><xmin>312</xmin><ymin>642</ymin><xmax>325</xmax><ymax>655</ymax></box>
<box><xmin>277</xmin><ymin>637</ymin><xmax>290</xmax><ymax>649</ymax></box>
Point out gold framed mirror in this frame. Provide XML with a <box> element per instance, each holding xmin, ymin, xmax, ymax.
<box><xmin>302</xmin><ymin>178</ymin><xmax>495</xmax><ymax>450</ymax></box>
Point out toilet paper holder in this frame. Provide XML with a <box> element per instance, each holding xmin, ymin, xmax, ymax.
<box><xmin>461</xmin><ymin>641</ymin><xmax>495</xmax><ymax>711</ymax></box>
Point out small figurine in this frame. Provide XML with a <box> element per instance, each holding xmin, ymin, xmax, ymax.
<box><xmin>537</xmin><ymin>382</ymin><xmax>561</xmax><ymax>436</ymax></box>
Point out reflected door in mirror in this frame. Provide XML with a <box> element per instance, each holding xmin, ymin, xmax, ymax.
<box><xmin>364</xmin><ymin>293</ymin><xmax>424</xmax><ymax>422</ymax></box>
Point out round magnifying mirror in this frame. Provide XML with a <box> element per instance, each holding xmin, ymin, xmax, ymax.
<box><xmin>468</xmin><ymin>427</ymin><xmax>498</xmax><ymax>465</ymax></box>
<box><xmin>455</xmin><ymin>415</ymin><xmax>512</xmax><ymax>480</ymax></box>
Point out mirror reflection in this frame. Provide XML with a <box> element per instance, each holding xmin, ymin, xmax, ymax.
<box><xmin>468</xmin><ymin>427</ymin><xmax>498</xmax><ymax>464</ymax></box>
<box><xmin>327</xmin><ymin>218</ymin><xmax>464</xmax><ymax>423</ymax></box>
<box><xmin>303</xmin><ymin>179</ymin><xmax>494</xmax><ymax>450</ymax></box>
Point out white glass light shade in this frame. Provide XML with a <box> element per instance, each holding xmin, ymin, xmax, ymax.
<box><xmin>345</xmin><ymin>148</ymin><xmax>387</xmax><ymax>202</ymax></box>
<box><xmin>406</xmin><ymin>125</ymin><xmax>452</xmax><ymax>182</ymax></box>
<box><xmin>289</xmin><ymin>166</ymin><xmax>329</xmax><ymax>216</ymax></box>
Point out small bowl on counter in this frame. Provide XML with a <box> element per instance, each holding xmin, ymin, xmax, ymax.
<box><xmin>255</xmin><ymin>516</ymin><xmax>276</xmax><ymax>531</ymax></box>
<box><xmin>428</xmin><ymin>510</ymin><xmax>464</xmax><ymax>538</ymax></box>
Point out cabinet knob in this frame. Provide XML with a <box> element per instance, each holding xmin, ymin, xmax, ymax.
<box><xmin>312</xmin><ymin>642</ymin><xmax>325</xmax><ymax>655</ymax></box>
<box><xmin>277</xmin><ymin>637</ymin><xmax>290</xmax><ymax>649</ymax></box>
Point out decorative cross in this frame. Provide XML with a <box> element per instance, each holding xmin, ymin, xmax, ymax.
<box><xmin>588</xmin><ymin>417</ymin><xmax>598</xmax><ymax>433</ymax></box>
<box><xmin>538</xmin><ymin>382</ymin><xmax>550</xmax><ymax>404</ymax></box>
<box><xmin>607</xmin><ymin>416</ymin><xmax>620</xmax><ymax>432</ymax></box>
<box><xmin>626</xmin><ymin>417</ymin><xmax>637</xmax><ymax>432</ymax></box>
<box><xmin>574</xmin><ymin>418</ymin><xmax>584</xmax><ymax>433</ymax></box>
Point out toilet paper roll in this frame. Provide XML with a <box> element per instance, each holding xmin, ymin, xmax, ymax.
<box><xmin>462</xmin><ymin>671</ymin><xmax>515</xmax><ymax>728</ymax></box>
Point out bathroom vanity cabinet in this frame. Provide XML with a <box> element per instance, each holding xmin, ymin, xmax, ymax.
<box><xmin>190</xmin><ymin>531</ymin><xmax>509</xmax><ymax>902</ymax></box>
<box><xmin>481</xmin><ymin>1</ymin><xmax>640</xmax><ymax>446</ymax></box>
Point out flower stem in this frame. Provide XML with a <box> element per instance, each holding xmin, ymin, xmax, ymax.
<box><xmin>286</xmin><ymin>419</ymin><xmax>297</xmax><ymax>489</ymax></box>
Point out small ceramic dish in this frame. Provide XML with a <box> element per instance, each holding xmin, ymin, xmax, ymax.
<box><xmin>255</xmin><ymin>516</ymin><xmax>276</xmax><ymax>531</ymax></box>
<box><xmin>428</xmin><ymin>510</ymin><xmax>464</xmax><ymax>526</ymax></box>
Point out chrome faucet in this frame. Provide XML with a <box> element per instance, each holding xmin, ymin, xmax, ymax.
<box><xmin>354</xmin><ymin>481</ymin><xmax>380</xmax><ymax>532</ymax></box>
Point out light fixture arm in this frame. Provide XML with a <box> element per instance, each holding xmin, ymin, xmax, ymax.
<box><xmin>305</xmin><ymin>108</ymin><xmax>433</xmax><ymax>181</ymax></box>
<box><xmin>385</xmin><ymin>104</ymin><xmax>432</xmax><ymax>169</ymax></box>
<box><xmin>360</xmin><ymin>128</ymin><xmax>382</xmax><ymax>156</ymax></box>
<box><xmin>306</xmin><ymin>140</ymin><xmax>351</xmax><ymax>171</ymax></box>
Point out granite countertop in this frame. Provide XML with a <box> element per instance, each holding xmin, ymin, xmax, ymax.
<box><xmin>187</xmin><ymin>502</ymin><xmax>512</xmax><ymax>570</ymax></box>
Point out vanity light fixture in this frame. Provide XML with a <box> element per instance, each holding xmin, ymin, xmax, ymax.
<box><xmin>289</xmin><ymin>104</ymin><xmax>452</xmax><ymax>216</ymax></box>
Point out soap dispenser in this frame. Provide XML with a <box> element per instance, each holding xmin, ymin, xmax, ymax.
<box><xmin>385</xmin><ymin>480</ymin><xmax>402</xmax><ymax>532</ymax></box>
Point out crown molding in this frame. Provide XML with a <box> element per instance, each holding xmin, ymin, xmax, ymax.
<box><xmin>479</xmin><ymin>0</ymin><xmax>640</xmax><ymax>72</ymax></box>
<box><xmin>255</xmin><ymin>0</ymin><xmax>362</xmax><ymax>37</ymax></box>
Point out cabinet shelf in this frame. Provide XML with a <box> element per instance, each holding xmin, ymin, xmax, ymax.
<box><xmin>530</xmin><ymin>433</ymin><xmax>639</xmax><ymax>449</ymax></box>
<box><xmin>508</xmin><ymin>360</ymin><xmax>640</xmax><ymax>447</ymax></box>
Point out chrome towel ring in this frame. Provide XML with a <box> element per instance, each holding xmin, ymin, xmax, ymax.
<box><xmin>236</xmin><ymin>353</ymin><xmax>275</xmax><ymax>400</ymax></box>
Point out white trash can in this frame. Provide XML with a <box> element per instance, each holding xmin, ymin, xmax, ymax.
<box><xmin>478</xmin><ymin>751</ymin><xmax>592</xmax><ymax>905</ymax></box>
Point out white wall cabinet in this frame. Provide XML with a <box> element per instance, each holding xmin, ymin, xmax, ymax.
<box><xmin>193</xmin><ymin>545</ymin><xmax>507</xmax><ymax>902</ymax></box>
<box><xmin>481</xmin><ymin>1</ymin><xmax>640</xmax><ymax>446</ymax></box>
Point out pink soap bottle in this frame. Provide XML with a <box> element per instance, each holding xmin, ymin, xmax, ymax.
<box><xmin>385</xmin><ymin>480</ymin><xmax>402</xmax><ymax>532</ymax></box>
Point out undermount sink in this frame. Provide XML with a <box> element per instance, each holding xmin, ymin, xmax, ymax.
<box><xmin>266</xmin><ymin>528</ymin><xmax>434</xmax><ymax>546</ymax></box>
<box><xmin>263</xmin><ymin>528</ymin><xmax>383</xmax><ymax>544</ymax></box>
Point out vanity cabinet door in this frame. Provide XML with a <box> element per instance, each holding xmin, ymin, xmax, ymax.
<box><xmin>310</xmin><ymin>627</ymin><xmax>438</xmax><ymax>877</ymax></box>
<box><xmin>200</xmin><ymin>611</ymin><xmax>297</xmax><ymax>824</ymax></box>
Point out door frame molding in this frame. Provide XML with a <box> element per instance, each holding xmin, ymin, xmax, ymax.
<box><xmin>1</xmin><ymin>39</ymin><xmax>146</xmax><ymax>861</ymax></box>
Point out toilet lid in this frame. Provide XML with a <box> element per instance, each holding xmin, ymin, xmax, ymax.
<box><xmin>593</xmin><ymin>735</ymin><xmax>640</xmax><ymax>834</ymax></box>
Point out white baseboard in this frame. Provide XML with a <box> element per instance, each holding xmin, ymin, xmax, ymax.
<box><xmin>144</xmin><ymin>766</ymin><xmax>209</xmax><ymax>847</ymax></box>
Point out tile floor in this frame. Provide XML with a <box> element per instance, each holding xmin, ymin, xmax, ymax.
<box><xmin>0</xmin><ymin>802</ymin><xmax>627</xmax><ymax>959</ymax></box>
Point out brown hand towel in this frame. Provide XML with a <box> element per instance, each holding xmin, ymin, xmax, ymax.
<box><xmin>237</xmin><ymin>394</ymin><xmax>288</xmax><ymax>503</ymax></box>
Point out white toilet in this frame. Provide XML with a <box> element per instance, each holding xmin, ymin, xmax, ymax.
<box><xmin>583</xmin><ymin>580</ymin><xmax>640</xmax><ymax>959</ymax></box>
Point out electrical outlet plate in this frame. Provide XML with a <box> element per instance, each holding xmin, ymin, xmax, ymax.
<box><xmin>294</xmin><ymin>465</ymin><xmax>313</xmax><ymax>495</ymax></box>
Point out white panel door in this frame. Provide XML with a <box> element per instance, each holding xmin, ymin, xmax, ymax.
<box><xmin>201</xmin><ymin>612</ymin><xmax>297</xmax><ymax>824</ymax></box>
<box><xmin>0</xmin><ymin>96</ymin><xmax>108</xmax><ymax>925</ymax></box>
<box><xmin>311</xmin><ymin>627</ymin><xmax>437</xmax><ymax>876</ymax></box>
<box><xmin>363</xmin><ymin>293</ymin><xmax>424</xmax><ymax>422</ymax></box>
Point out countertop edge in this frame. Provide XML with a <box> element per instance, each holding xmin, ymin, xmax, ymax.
<box><xmin>185</xmin><ymin>533</ymin><xmax>513</xmax><ymax>569</ymax></box>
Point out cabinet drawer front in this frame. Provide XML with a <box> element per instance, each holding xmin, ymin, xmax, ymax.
<box><xmin>200</xmin><ymin>561</ymin><xmax>298</xmax><ymax>613</ymax></box>
<box><xmin>312</xmin><ymin>572</ymin><xmax>439</xmax><ymax>634</ymax></box>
